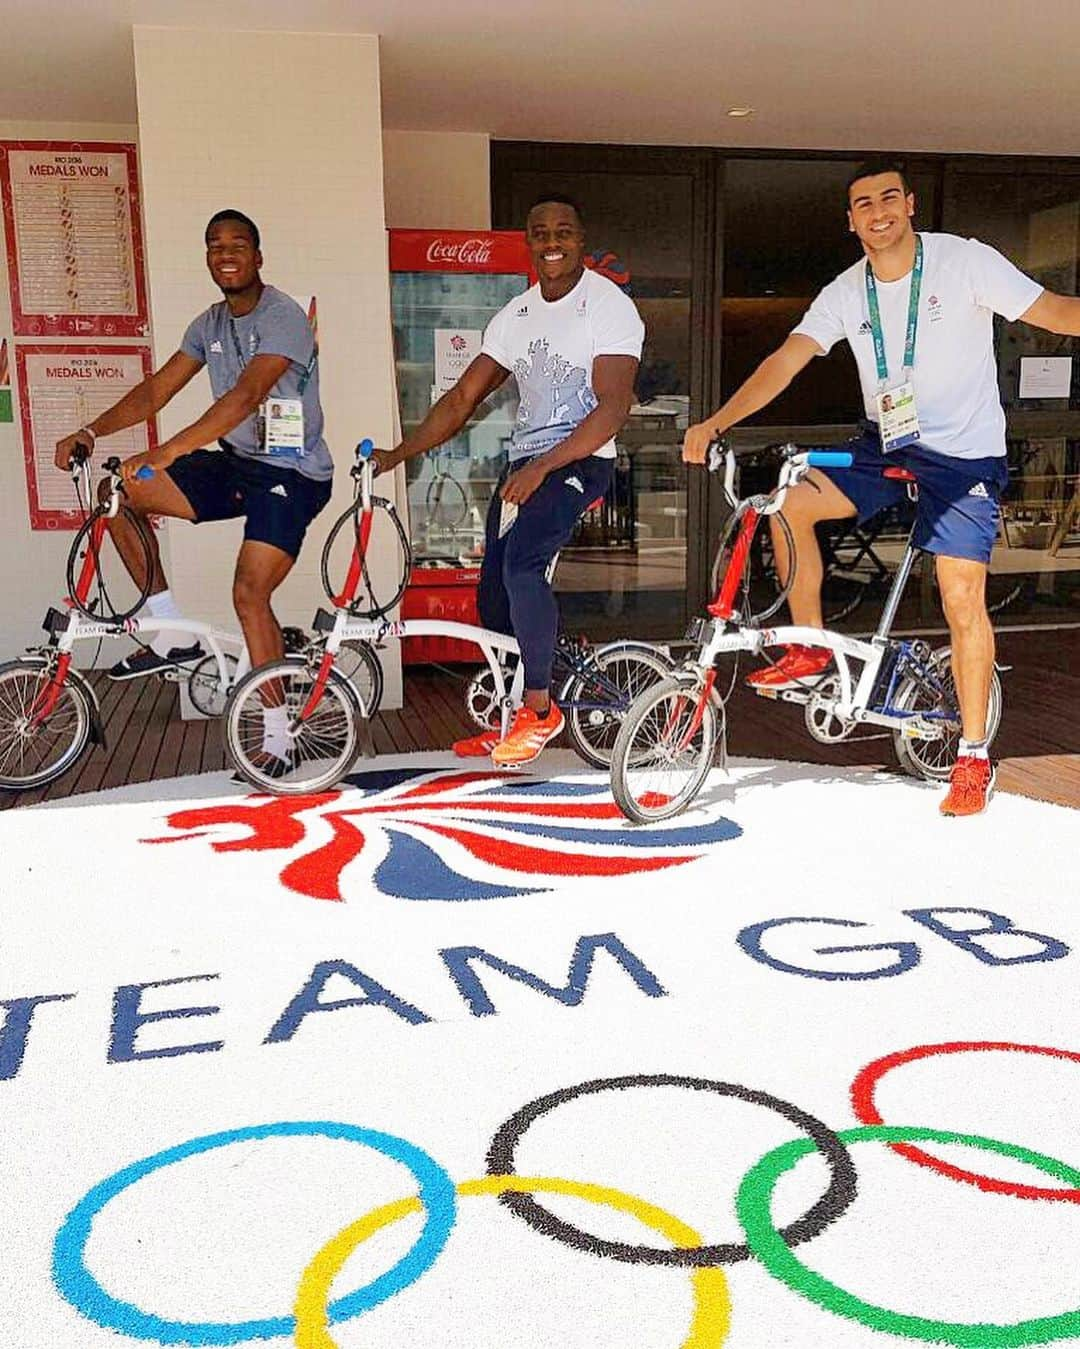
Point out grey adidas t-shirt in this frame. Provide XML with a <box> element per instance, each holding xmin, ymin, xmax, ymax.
<box><xmin>181</xmin><ymin>284</ymin><xmax>333</xmax><ymax>482</ymax></box>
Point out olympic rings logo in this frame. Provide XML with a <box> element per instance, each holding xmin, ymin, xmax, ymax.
<box><xmin>52</xmin><ymin>1041</ymin><xmax>1080</xmax><ymax>1348</ymax></box>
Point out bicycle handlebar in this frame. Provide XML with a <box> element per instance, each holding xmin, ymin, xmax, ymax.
<box><xmin>355</xmin><ymin>438</ymin><xmax>375</xmax><ymax>461</ymax></box>
<box><xmin>806</xmin><ymin>451</ymin><xmax>854</xmax><ymax>469</ymax></box>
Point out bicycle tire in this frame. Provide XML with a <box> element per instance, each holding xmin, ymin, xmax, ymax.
<box><xmin>610</xmin><ymin>673</ymin><xmax>719</xmax><ymax>824</ymax></box>
<box><xmin>320</xmin><ymin>495</ymin><xmax>411</xmax><ymax>619</ymax></box>
<box><xmin>424</xmin><ymin>473</ymin><xmax>469</xmax><ymax>530</ymax></box>
<box><xmin>891</xmin><ymin>645</ymin><xmax>1003</xmax><ymax>782</ymax></box>
<box><xmin>709</xmin><ymin>506</ymin><xmax>794</xmax><ymax>627</ymax></box>
<box><xmin>224</xmin><ymin>655</ymin><xmax>362</xmax><ymax>794</ymax></box>
<box><xmin>560</xmin><ymin>641</ymin><xmax>673</xmax><ymax>770</ymax></box>
<box><xmin>0</xmin><ymin>657</ymin><xmax>92</xmax><ymax>790</ymax></box>
<box><xmin>186</xmin><ymin>653</ymin><xmax>239</xmax><ymax>718</ymax></box>
<box><xmin>334</xmin><ymin>639</ymin><xmax>385</xmax><ymax>718</ymax></box>
<box><xmin>65</xmin><ymin>504</ymin><xmax>155</xmax><ymax>624</ymax></box>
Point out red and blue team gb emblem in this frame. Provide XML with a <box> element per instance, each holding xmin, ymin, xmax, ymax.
<box><xmin>144</xmin><ymin>768</ymin><xmax>742</xmax><ymax>902</ymax></box>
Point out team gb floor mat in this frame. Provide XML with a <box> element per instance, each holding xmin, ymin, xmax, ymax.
<box><xmin>2</xmin><ymin>750</ymin><xmax>1079</xmax><ymax>1348</ymax></box>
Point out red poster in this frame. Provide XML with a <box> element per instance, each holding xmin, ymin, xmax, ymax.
<box><xmin>15</xmin><ymin>344</ymin><xmax>157</xmax><ymax>530</ymax></box>
<box><xmin>389</xmin><ymin>229</ymin><xmax>533</xmax><ymax>276</ymax></box>
<box><xmin>0</xmin><ymin>141</ymin><xmax>150</xmax><ymax>338</ymax></box>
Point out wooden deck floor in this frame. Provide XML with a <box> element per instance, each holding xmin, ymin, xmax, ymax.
<box><xmin>2</xmin><ymin>627</ymin><xmax>1078</xmax><ymax>811</ymax></box>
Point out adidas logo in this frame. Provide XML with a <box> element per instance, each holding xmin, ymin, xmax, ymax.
<box><xmin>209</xmin><ymin>340</ymin><xmax>223</xmax><ymax>353</ymax></box>
<box><xmin>566</xmin><ymin>475</ymin><xmax>584</xmax><ymax>493</ymax></box>
<box><xmin>515</xmin><ymin>305</ymin><xmax>529</xmax><ymax>317</ymax></box>
<box><xmin>857</xmin><ymin>320</ymin><xmax>872</xmax><ymax>335</ymax></box>
<box><xmin>270</xmin><ymin>484</ymin><xmax>288</xmax><ymax>497</ymax></box>
<box><xmin>967</xmin><ymin>482</ymin><xmax>989</xmax><ymax>498</ymax></box>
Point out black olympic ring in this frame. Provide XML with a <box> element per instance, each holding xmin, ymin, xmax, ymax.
<box><xmin>485</xmin><ymin>1073</ymin><xmax>858</xmax><ymax>1267</ymax></box>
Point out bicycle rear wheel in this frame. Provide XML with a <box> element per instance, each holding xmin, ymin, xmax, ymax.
<box><xmin>0</xmin><ymin>658</ymin><xmax>92</xmax><ymax>790</ymax></box>
<box><xmin>320</xmin><ymin>496</ymin><xmax>410</xmax><ymax>620</ymax></box>
<box><xmin>224</xmin><ymin>655</ymin><xmax>361</xmax><ymax>794</ymax></box>
<box><xmin>891</xmin><ymin>645</ymin><xmax>1002</xmax><ymax>782</ymax></box>
<box><xmin>561</xmin><ymin>641</ymin><xmax>673</xmax><ymax>769</ymax></box>
<box><xmin>66</xmin><ymin>505</ymin><xmax>155</xmax><ymax>623</ymax></box>
<box><xmin>610</xmin><ymin>674</ymin><xmax>719</xmax><ymax>823</ymax></box>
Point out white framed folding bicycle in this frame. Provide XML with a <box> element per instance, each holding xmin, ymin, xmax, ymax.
<box><xmin>223</xmin><ymin>439</ymin><xmax>673</xmax><ymax>793</ymax></box>
<box><xmin>0</xmin><ymin>452</ymin><xmax>254</xmax><ymax>791</ymax></box>
<box><xmin>609</xmin><ymin>440</ymin><xmax>1003</xmax><ymax>823</ymax></box>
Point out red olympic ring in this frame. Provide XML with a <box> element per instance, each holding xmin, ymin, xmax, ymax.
<box><xmin>851</xmin><ymin>1040</ymin><xmax>1080</xmax><ymax>1202</ymax></box>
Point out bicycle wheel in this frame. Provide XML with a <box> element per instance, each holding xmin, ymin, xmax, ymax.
<box><xmin>320</xmin><ymin>496</ymin><xmax>410</xmax><ymax>619</ymax></box>
<box><xmin>709</xmin><ymin>506</ymin><xmax>793</xmax><ymax>627</ymax></box>
<box><xmin>891</xmin><ymin>645</ymin><xmax>1003</xmax><ymax>782</ymax></box>
<box><xmin>610</xmin><ymin>674</ymin><xmax>719</xmax><ymax>823</ymax></box>
<box><xmin>425</xmin><ymin>473</ymin><xmax>469</xmax><ymax>530</ymax></box>
<box><xmin>334</xmin><ymin>640</ymin><xmax>384</xmax><ymax>717</ymax></box>
<box><xmin>187</xmin><ymin>653</ymin><xmax>239</xmax><ymax>718</ymax></box>
<box><xmin>561</xmin><ymin>641</ymin><xmax>673</xmax><ymax>769</ymax></box>
<box><xmin>66</xmin><ymin>505</ymin><xmax>155</xmax><ymax>623</ymax></box>
<box><xmin>224</xmin><ymin>655</ymin><xmax>362</xmax><ymax>794</ymax></box>
<box><xmin>0</xmin><ymin>658</ymin><xmax>92</xmax><ymax>790</ymax></box>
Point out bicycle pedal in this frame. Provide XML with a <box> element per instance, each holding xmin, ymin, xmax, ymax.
<box><xmin>752</xmin><ymin>686</ymin><xmax>780</xmax><ymax>700</ymax></box>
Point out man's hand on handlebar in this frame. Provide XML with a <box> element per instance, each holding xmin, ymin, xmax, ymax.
<box><xmin>682</xmin><ymin>419</ymin><xmax>725</xmax><ymax>465</ymax></box>
<box><xmin>55</xmin><ymin>431</ymin><xmax>95</xmax><ymax>473</ymax></box>
<box><xmin>118</xmin><ymin>444</ymin><xmax>179</xmax><ymax>484</ymax></box>
<box><xmin>369</xmin><ymin>447</ymin><xmax>400</xmax><ymax>478</ymax></box>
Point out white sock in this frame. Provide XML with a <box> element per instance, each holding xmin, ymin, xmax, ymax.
<box><xmin>262</xmin><ymin>704</ymin><xmax>291</xmax><ymax>758</ymax></box>
<box><xmin>146</xmin><ymin>589</ymin><xmax>187</xmax><ymax>657</ymax></box>
<box><xmin>959</xmin><ymin>738</ymin><xmax>989</xmax><ymax>760</ymax></box>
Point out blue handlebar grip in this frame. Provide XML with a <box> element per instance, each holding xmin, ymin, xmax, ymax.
<box><xmin>356</xmin><ymin>438</ymin><xmax>375</xmax><ymax>460</ymax></box>
<box><xmin>135</xmin><ymin>466</ymin><xmax>155</xmax><ymax>480</ymax></box>
<box><xmin>806</xmin><ymin>451</ymin><xmax>853</xmax><ymax>469</ymax></box>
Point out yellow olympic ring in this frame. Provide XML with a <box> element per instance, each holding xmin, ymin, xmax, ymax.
<box><xmin>294</xmin><ymin>1174</ymin><xmax>732</xmax><ymax>1348</ymax></box>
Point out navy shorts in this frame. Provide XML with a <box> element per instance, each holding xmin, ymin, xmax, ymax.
<box><xmin>817</xmin><ymin>428</ymin><xmax>1008</xmax><ymax>565</ymax></box>
<box><xmin>167</xmin><ymin>448</ymin><xmax>332</xmax><ymax>560</ymax></box>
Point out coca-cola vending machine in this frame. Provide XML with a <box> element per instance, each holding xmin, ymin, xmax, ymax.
<box><xmin>389</xmin><ymin>229</ymin><xmax>533</xmax><ymax>663</ymax></box>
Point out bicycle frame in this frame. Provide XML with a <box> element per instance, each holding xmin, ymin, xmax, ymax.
<box><xmin>29</xmin><ymin>459</ymin><xmax>248</xmax><ymax>727</ymax></box>
<box><xmin>685</xmin><ymin>444</ymin><xmax>954</xmax><ymax>741</ymax></box>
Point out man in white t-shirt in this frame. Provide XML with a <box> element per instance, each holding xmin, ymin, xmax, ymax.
<box><xmin>375</xmin><ymin>195</ymin><xmax>644</xmax><ymax>767</ymax></box>
<box><xmin>683</xmin><ymin>159</ymin><xmax>1080</xmax><ymax>816</ymax></box>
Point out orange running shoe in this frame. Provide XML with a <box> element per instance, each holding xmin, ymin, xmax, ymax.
<box><xmin>747</xmin><ymin>644</ymin><xmax>832</xmax><ymax>690</ymax></box>
<box><xmin>491</xmin><ymin>703</ymin><xmax>565</xmax><ymax>768</ymax></box>
<box><xmin>939</xmin><ymin>756</ymin><xmax>996</xmax><ymax>817</ymax></box>
<box><xmin>452</xmin><ymin>726</ymin><xmax>501</xmax><ymax>757</ymax></box>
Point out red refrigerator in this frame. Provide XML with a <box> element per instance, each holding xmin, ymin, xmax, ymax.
<box><xmin>388</xmin><ymin>229</ymin><xmax>533</xmax><ymax>664</ymax></box>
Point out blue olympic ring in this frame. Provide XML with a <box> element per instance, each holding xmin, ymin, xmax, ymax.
<box><xmin>52</xmin><ymin>1119</ymin><xmax>457</xmax><ymax>1346</ymax></box>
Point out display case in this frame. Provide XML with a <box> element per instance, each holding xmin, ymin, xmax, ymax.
<box><xmin>389</xmin><ymin>229</ymin><xmax>532</xmax><ymax>661</ymax></box>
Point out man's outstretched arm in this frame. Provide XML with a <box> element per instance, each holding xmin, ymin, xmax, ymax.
<box><xmin>682</xmin><ymin>333</ymin><xmax>822</xmax><ymax>463</ymax></box>
<box><xmin>54</xmin><ymin>351</ymin><xmax>204</xmax><ymax>469</ymax></box>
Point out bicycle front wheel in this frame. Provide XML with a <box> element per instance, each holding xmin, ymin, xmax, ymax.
<box><xmin>224</xmin><ymin>656</ymin><xmax>361</xmax><ymax>794</ymax></box>
<box><xmin>610</xmin><ymin>674</ymin><xmax>719</xmax><ymax>823</ymax></box>
<box><xmin>561</xmin><ymin>641</ymin><xmax>673</xmax><ymax>769</ymax></box>
<box><xmin>0</xmin><ymin>658</ymin><xmax>92</xmax><ymax>790</ymax></box>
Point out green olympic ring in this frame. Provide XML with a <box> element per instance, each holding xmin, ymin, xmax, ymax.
<box><xmin>737</xmin><ymin>1124</ymin><xmax>1080</xmax><ymax>1347</ymax></box>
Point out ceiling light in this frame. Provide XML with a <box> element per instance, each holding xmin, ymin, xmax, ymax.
<box><xmin>727</xmin><ymin>107</ymin><xmax>755</xmax><ymax>118</ymax></box>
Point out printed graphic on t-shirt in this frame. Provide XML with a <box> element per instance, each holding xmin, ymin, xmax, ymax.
<box><xmin>512</xmin><ymin>337</ymin><xmax>598</xmax><ymax>457</ymax></box>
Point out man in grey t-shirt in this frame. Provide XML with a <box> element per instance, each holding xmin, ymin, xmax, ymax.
<box><xmin>55</xmin><ymin>211</ymin><xmax>332</xmax><ymax>737</ymax></box>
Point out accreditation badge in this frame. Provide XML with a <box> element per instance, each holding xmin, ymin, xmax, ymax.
<box><xmin>261</xmin><ymin>398</ymin><xmax>305</xmax><ymax>456</ymax></box>
<box><xmin>876</xmin><ymin>382</ymin><xmax>920</xmax><ymax>452</ymax></box>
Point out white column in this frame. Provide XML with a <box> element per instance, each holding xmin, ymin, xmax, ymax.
<box><xmin>132</xmin><ymin>26</ymin><xmax>402</xmax><ymax>706</ymax></box>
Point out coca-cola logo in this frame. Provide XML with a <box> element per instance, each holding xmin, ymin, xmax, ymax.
<box><xmin>425</xmin><ymin>237</ymin><xmax>494</xmax><ymax>265</ymax></box>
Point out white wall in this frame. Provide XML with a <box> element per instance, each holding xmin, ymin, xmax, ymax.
<box><xmin>0</xmin><ymin>120</ymin><xmax>142</xmax><ymax>660</ymax></box>
<box><xmin>382</xmin><ymin>130</ymin><xmax>490</xmax><ymax>229</ymax></box>
<box><xmin>133</xmin><ymin>26</ymin><xmax>403</xmax><ymax>705</ymax></box>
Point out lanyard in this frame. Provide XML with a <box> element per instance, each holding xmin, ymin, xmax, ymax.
<box><xmin>864</xmin><ymin>234</ymin><xmax>923</xmax><ymax>386</ymax></box>
<box><xmin>227</xmin><ymin>312</ymin><xmax>318</xmax><ymax>394</ymax></box>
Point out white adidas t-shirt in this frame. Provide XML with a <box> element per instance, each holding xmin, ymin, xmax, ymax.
<box><xmin>793</xmin><ymin>233</ymin><xmax>1043</xmax><ymax>460</ymax></box>
<box><xmin>482</xmin><ymin>267</ymin><xmax>645</xmax><ymax>462</ymax></box>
